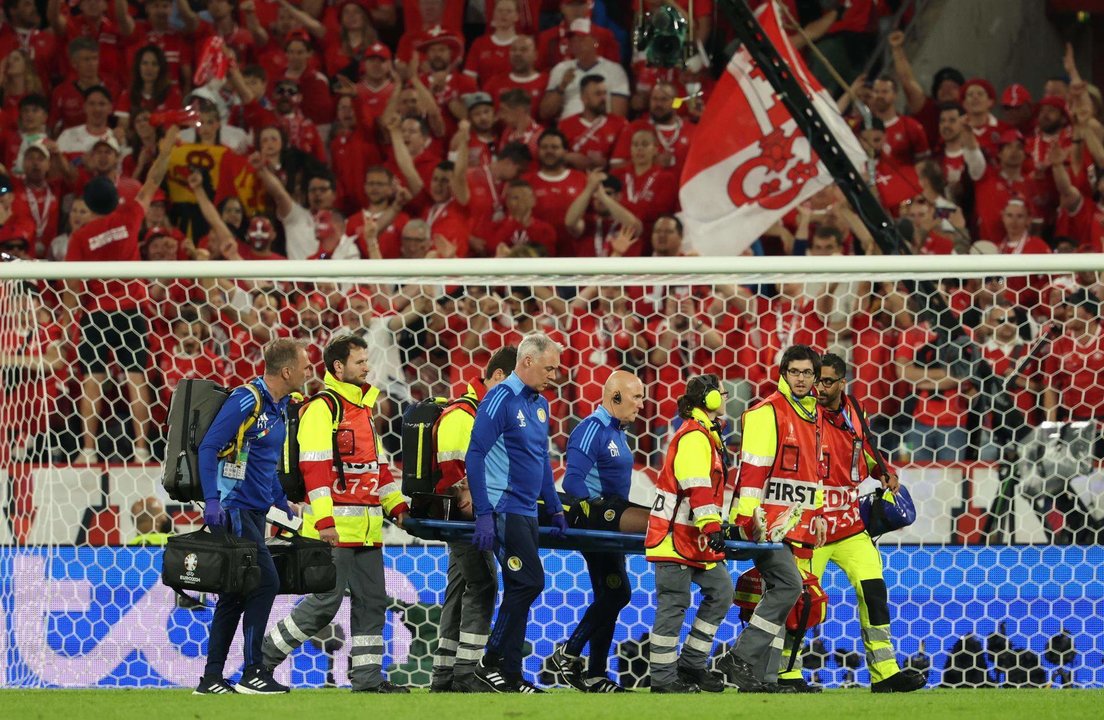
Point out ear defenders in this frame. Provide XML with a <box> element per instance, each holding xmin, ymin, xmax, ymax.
<box><xmin>687</xmin><ymin>374</ymin><xmax>723</xmax><ymax>411</ymax></box>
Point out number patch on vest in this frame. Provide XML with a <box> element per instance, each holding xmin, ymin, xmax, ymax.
<box><xmin>780</xmin><ymin>444</ymin><xmax>800</xmax><ymax>472</ymax></box>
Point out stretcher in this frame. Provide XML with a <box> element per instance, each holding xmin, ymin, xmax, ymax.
<box><xmin>401</xmin><ymin>518</ymin><xmax>784</xmax><ymax>560</ymax></box>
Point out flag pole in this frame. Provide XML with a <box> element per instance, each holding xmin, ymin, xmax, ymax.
<box><xmin>717</xmin><ymin>0</ymin><xmax>900</xmax><ymax>256</ymax></box>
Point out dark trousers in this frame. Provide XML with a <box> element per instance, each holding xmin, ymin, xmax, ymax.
<box><xmin>204</xmin><ymin>508</ymin><xmax>279</xmax><ymax>678</ymax></box>
<box><xmin>487</xmin><ymin>513</ymin><xmax>544</xmax><ymax>677</ymax></box>
<box><xmin>565</xmin><ymin>551</ymin><xmax>631</xmax><ymax>678</ymax></box>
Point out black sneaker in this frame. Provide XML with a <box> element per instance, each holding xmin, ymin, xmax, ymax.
<box><xmin>871</xmin><ymin>669</ymin><xmax>926</xmax><ymax>693</ymax></box>
<box><xmin>429</xmin><ymin>676</ymin><xmax>454</xmax><ymax>693</ymax></box>
<box><xmin>193</xmin><ymin>676</ymin><xmax>238</xmax><ymax>695</ymax></box>
<box><xmin>778</xmin><ymin>677</ymin><xmax>823</xmax><ymax>693</ymax></box>
<box><xmin>744</xmin><ymin>682</ymin><xmax>799</xmax><ymax>694</ymax></box>
<box><xmin>650</xmin><ymin>677</ymin><xmax>701</xmax><ymax>694</ymax></box>
<box><xmin>474</xmin><ymin>657</ymin><xmax>513</xmax><ymax>693</ymax></box>
<box><xmin>513</xmin><ymin>678</ymin><xmax>546</xmax><ymax>694</ymax></box>
<box><xmin>714</xmin><ymin>653</ymin><xmax>766</xmax><ymax>692</ymax></box>
<box><xmin>550</xmin><ymin>644</ymin><xmax>588</xmax><ymax>691</ymax></box>
<box><xmin>678</xmin><ymin>666</ymin><xmax>725</xmax><ymax>693</ymax></box>
<box><xmin>353</xmin><ymin>680</ymin><xmax>410</xmax><ymax>694</ymax></box>
<box><xmin>585</xmin><ymin>677</ymin><xmax>627</xmax><ymax>693</ymax></box>
<box><xmin>453</xmin><ymin>675</ymin><xmax>492</xmax><ymax>693</ymax></box>
<box><xmin>234</xmin><ymin>668</ymin><xmax>290</xmax><ymax>695</ymax></box>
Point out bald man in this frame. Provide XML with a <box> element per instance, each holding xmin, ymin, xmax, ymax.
<box><xmin>550</xmin><ymin>370</ymin><xmax>647</xmax><ymax>693</ymax></box>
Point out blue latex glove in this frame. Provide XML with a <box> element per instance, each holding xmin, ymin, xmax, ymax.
<box><xmin>549</xmin><ymin>512</ymin><xmax>569</xmax><ymax>539</ymax></box>
<box><xmin>274</xmin><ymin>496</ymin><xmax>295</xmax><ymax>521</ymax></box>
<box><xmin>472</xmin><ymin>514</ymin><xmax>496</xmax><ymax>552</ymax></box>
<box><xmin>203</xmin><ymin>497</ymin><xmax>225</xmax><ymax>528</ymax></box>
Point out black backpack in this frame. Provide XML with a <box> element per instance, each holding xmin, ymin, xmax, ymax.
<box><xmin>400</xmin><ymin>397</ymin><xmax>479</xmax><ymax>495</ymax></box>
<box><xmin>162</xmin><ymin>380</ymin><xmax>262</xmax><ymax>502</ymax></box>
<box><xmin>280</xmin><ymin>389</ymin><xmax>345</xmax><ymax>503</ymax></box>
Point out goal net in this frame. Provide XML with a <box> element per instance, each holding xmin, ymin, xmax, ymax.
<box><xmin>1</xmin><ymin>257</ymin><xmax>1101</xmax><ymax>689</ymax></box>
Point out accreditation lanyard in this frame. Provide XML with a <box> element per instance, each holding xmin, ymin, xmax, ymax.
<box><xmin>624</xmin><ymin>170</ymin><xmax>656</xmax><ymax>205</ymax></box>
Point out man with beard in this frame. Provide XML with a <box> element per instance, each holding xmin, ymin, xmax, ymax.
<box><xmin>344</xmin><ymin>166</ymin><xmax>411</xmax><ymax>259</ymax></box>
<box><xmin>868</xmin><ymin>75</ymin><xmax>930</xmax><ymax>166</ymax></box>
<box><xmin>527</xmin><ymin>129</ymin><xmax>587</xmax><ymax>254</ymax></box>
<box><xmin>561</xmin><ymin>75</ymin><xmax>627</xmax><ymax>172</ymax></box>
<box><xmin>1026</xmin><ymin>96</ymin><xmax>1074</xmax><ymax>225</ymax></box>
<box><xmin>416</xmin><ymin>28</ymin><xmax>476</xmax><ymax>135</ymax></box>
<box><xmin>774</xmin><ymin>353</ymin><xmax>925</xmax><ymax>693</ymax></box>
<box><xmin>483</xmin><ymin>35</ymin><xmax>546</xmax><ymax>114</ymax></box>
<box><xmin>611</xmin><ymin>82</ymin><xmax>695</xmax><ymax>178</ymax></box>
<box><xmin>10</xmin><ymin>140</ymin><xmax>61</xmax><ymax>258</ymax></box>
<box><xmin>462</xmin><ymin>92</ymin><xmax>500</xmax><ymax>169</ymax></box>
<box><xmin>970</xmin><ymin>130</ymin><xmax>1039</xmax><ymax>242</ymax></box>
<box><xmin>933</xmin><ymin>103</ymin><xmax>986</xmax><ymax>192</ymax></box>
<box><xmin>273</xmin><ymin>79</ymin><xmax>326</xmax><ymax>163</ymax></box>
<box><xmin>263</xmin><ymin>334</ymin><xmax>411</xmax><ymax>693</ymax></box>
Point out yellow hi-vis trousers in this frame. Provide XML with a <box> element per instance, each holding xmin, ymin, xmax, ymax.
<box><xmin>779</xmin><ymin>531</ymin><xmax>902</xmax><ymax>683</ymax></box>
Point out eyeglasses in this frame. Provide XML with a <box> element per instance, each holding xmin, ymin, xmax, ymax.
<box><xmin>815</xmin><ymin>377</ymin><xmax>842</xmax><ymax>387</ymax></box>
<box><xmin>274</xmin><ymin>86</ymin><xmax>299</xmax><ymax>97</ymax></box>
<box><xmin>785</xmin><ymin>368</ymin><xmax>816</xmax><ymax>379</ymax></box>
<box><xmin>401</xmin><ymin>234</ymin><xmax>427</xmax><ymax>242</ymax></box>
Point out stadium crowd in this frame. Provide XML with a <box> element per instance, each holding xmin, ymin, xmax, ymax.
<box><xmin>0</xmin><ymin>0</ymin><xmax>1103</xmax><ymax>467</ymax></box>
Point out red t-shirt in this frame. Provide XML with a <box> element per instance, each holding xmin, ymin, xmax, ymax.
<box><xmin>612</xmin><ymin>164</ymin><xmax>678</xmax><ymax>230</ymax></box>
<box><xmin>996</xmin><ymin>233</ymin><xmax>1051</xmax><ymax>309</ymax></box>
<box><xmin>1044</xmin><ymin>332</ymin><xmax>1104</xmax><ymax>420</ymax></box>
<box><xmin>973</xmin><ymin>166</ymin><xmax>1038</xmax><ymax>242</ymax></box>
<box><xmin>386</xmin><ymin>146</ymin><xmax>441</xmax><ymax>216</ymax></box>
<box><xmin>882</xmin><ymin>114</ymin><xmax>931</xmax><ymax>166</ymax></box>
<box><xmin>278</xmin><ymin>112</ymin><xmax>327</xmax><ymax>163</ymax></box>
<box><xmin>330</xmin><ymin>130</ymin><xmax>383</xmax><ymax>215</ymax></box>
<box><xmin>893</xmin><ymin>324</ymin><xmax>968</xmax><ymax>428</ymax></box>
<box><xmin>464</xmin><ymin>34</ymin><xmax>515</xmax><ymax>84</ymax></box>
<box><xmin>612</xmin><ymin>118</ymin><xmax>696</xmax><ymax>179</ymax></box>
<box><xmin>421</xmin><ymin>71</ymin><xmax>478</xmax><ymax>134</ymax></box>
<box><xmin>10</xmin><ymin>179</ymin><xmax>63</xmax><ymax>259</ymax></box>
<box><xmin>1056</xmin><ymin>196</ymin><xmax>1104</xmax><ymax>252</ymax></box>
<box><xmin>851</xmin><ymin>321</ymin><xmax>902</xmax><ymax>419</ymax></box>
<box><xmin>465</xmin><ymin>166</ymin><xmax>507</xmax><ymax>242</ymax></box>
<box><xmin>194</xmin><ymin>22</ymin><xmax>256</xmax><ymax>68</ymax></box>
<box><xmin>498</xmin><ymin>118</ymin><xmax>543</xmax><ymax>159</ymax></box>
<box><xmin>560</xmin><ymin>113</ymin><xmax>627</xmax><ymax>169</ymax></box>
<box><xmin>487</xmin><ymin>216</ymin><xmax>558</xmax><ymax>257</ymax></box>
<box><xmin>345</xmin><ymin>209</ymin><xmax>409</xmax><ymax>259</ymax></box>
<box><xmin>424</xmin><ymin>198</ymin><xmax>471</xmax><ymax>257</ymax></box>
<box><xmin>156</xmin><ymin>346</ymin><xmax>221</xmax><ymax>421</ymax></box>
<box><xmin>527</xmin><ymin>167</ymin><xmax>587</xmax><ymax>252</ymax></box>
<box><xmin>919</xmin><ymin>231</ymin><xmax>954</xmax><ymax>255</ymax></box>
<box><xmin>483</xmin><ymin>71</ymin><xmax>547</xmax><ymax>114</ymax></box>
<box><xmin>116</xmin><ymin>86</ymin><xmax>185</xmax><ymax>118</ymax></box>
<box><xmin>872</xmin><ymin>158</ymin><xmax>921</xmax><ymax>217</ymax></box>
<box><xmin>568</xmin><ymin>307</ymin><xmax>642</xmax><ymax>416</ymax></box>
<box><xmin>743</xmin><ymin>296</ymin><xmax>828</xmax><ymax>400</ymax></box>
<box><xmin>285</xmin><ymin>70</ymin><xmax>336</xmax><ymax>126</ymax></box>
<box><xmin>65</xmin><ymin>200</ymin><xmax>148</xmax><ymax>312</ymax></box>
<box><xmin>354</xmin><ymin>81</ymin><xmax>396</xmax><ymax>133</ymax></box>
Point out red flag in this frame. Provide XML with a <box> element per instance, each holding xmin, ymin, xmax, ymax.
<box><xmin>678</xmin><ymin>1</ymin><xmax>866</xmax><ymax>255</ymax></box>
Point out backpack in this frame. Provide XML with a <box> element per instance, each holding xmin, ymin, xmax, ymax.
<box><xmin>162</xmin><ymin>380</ymin><xmax>262</xmax><ymax>502</ymax></box>
<box><xmin>400</xmin><ymin>396</ymin><xmax>478</xmax><ymax>497</ymax></box>
<box><xmin>279</xmin><ymin>389</ymin><xmax>345</xmax><ymax>503</ymax></box>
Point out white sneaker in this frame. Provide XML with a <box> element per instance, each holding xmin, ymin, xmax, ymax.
<box><xmin>133</xmin><ymin>445</ymin><xmax>152</xmax><ymax>464</ymax></box>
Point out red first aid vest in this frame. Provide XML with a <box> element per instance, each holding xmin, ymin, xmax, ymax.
<box><xmin>645</xmin><ymin>417</ymin><xmax>726</xmax><ymax>567</ymax></box>
<box><xmin>820</xmin><ymin>396</ymin><xmax>872</xmax><ymax>544</ymax></box>
<box><xmin>756</xmin><ymin>392</ymin><xmax>827</xmax><ymax>556</ymax></box>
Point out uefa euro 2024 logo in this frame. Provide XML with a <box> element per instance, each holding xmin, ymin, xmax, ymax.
<box><xmin>184</xmin><ymin>553</ymin><xmax>198</xmax><ymax>574</ymax></box>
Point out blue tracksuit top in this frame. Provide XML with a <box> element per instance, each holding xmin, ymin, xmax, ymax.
<box><xmin>562</xmin><ymin>406</ymin><xmax>633</xmax><ymax>501</ymax></box>
<box><xmin>198</xmin><ymin>377</ymin><xmax>290</xmax><ymax>512</ymax></box>
<box><xmin>467</xmin><ymin>372</ymin><xmax>563</xmax><ymax>517</ymax></box>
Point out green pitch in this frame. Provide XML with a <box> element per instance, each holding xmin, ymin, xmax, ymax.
<box><xmin>2</xmin><ymin>689</ymin><xmax>1102</xmax><ymax>720</ymax></box>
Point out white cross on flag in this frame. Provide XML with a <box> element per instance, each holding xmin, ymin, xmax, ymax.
<box><xmin>678</xmin><ymin>1</ymin><xmax>867</xmax><ymax>256</ymax></box>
